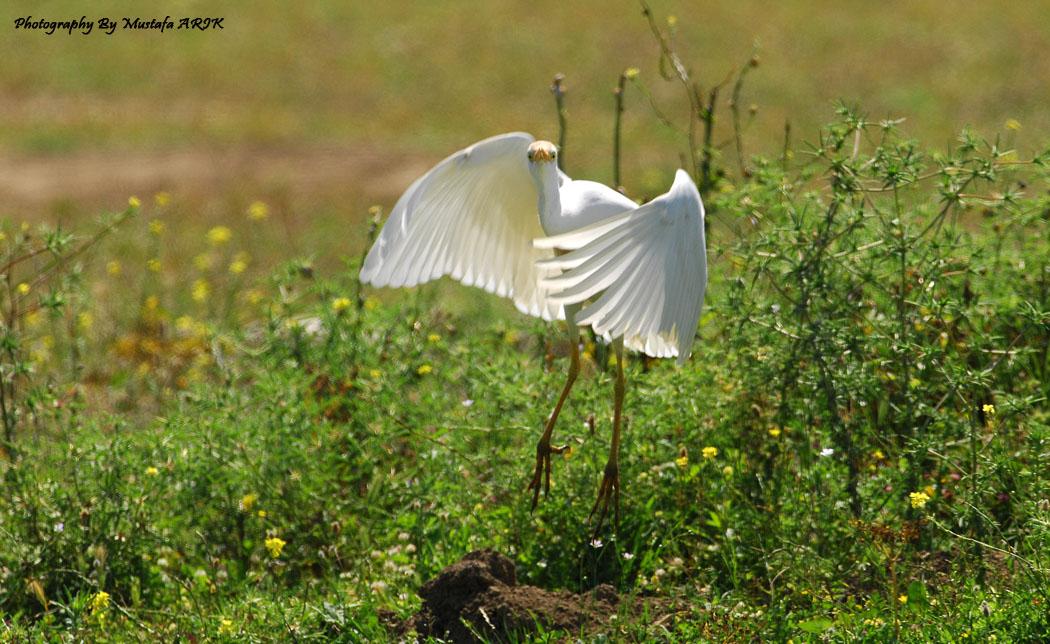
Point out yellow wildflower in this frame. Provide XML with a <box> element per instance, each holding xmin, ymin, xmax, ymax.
<box><xmin>241</xmin><ymin>493</ymin><xmax>257</xmax><ymax>512</ymax></box>
<box><xmin>909</xmin><ymin>491</ymin><xmax>930</xmax><ymax>509</ymax></box>
<box><xmin>218</xmin><ymin>618</ymin><xmax>234</xmax><ymax>635</ymax></box>
<box><xmin>154</xmin><ymin>192</ymin><xmax>170</xmax><ymax>206</ymax></box>
<box><xmin>146</xmin><ymin>466</ymin><xmax>159</xmax><ymax>476</ymax></box>
<box><xmin>248</xmin><ymin>201</ymin><xmax>269</xmax><ymax>220</ymax></box>
<box><xmin>1005</xmin><ymin>119</ymin><xmax>1022</xmax><ymax>131</ymax></box>
<box><xmin>722</xmin><ymin>465</ymin><xmax>734</xmax><ymax>477</ymax></box>
<box><xmin>175</xmin><ymin>315</ymin><xmax>196</xmax><ymax>334</ymax></box>
<box><xmin>128</xmin><ymin>196</ymin><xmax>140</xmax><ymax>208</ymax></box>
<box><xmin>149</xmin><ymin>219</ymin><xmax>165</xmax><ymax>235</ymax></box>
<box><xmin>257</xmin><ymin>510</ymin><xmax>266</xmax><ymax>518</ymax></box>
<box><xmin>676</xmin><ymin>455</ymin><xmax>689</xmax><ymax>469</ymax></box>
<box><xmin>768</xmin><ymin>427</ymin><xmax>781</xmax><ymax>438</ymax></box>
<box><xmin>427</xmin><ymin>333</ymin><xmax>441</xmax><ymax>343</ymax></box>
<box><xmin>624</xmin><ymin>67</ymin><xmax>640</xmax><ymax>80</ymax></box>
<box><xmin>206</xmin><ymin>226</ymin><xmax>232</xmax><ymax>245</ymax></box>
<box><xmin>16</xmin><ymin>283</ymin><xmax>30</xmax><ymax>295</ymax></box>
<box><xmin>370</xmin><ymin>369</ymin><xmax>381</xmax><ymax>379</ymax></box>
<box><xmin>147</xmin><ymin>258</ymin><xmax>161</xmax><ymax>272</ymax></box>
<box><xmin>229</xmin><ymin>259</ymin><xmax>247</xmax><ymax>274</ymax></box>
<box><xmin>77</xmin><ymin>311</ymin><xmax>93</xmax><ymax>330</ymax></box>
<box><xmin>194</xmin><ymin>253</ymin><xmax>213</xmax><ymax>271</ymax></box>
<box><xmin>107</xmin><ymin>260</ymin><xmax>122</xmax><ymax>277</ymax></box>
<box><xmin>192</xmin><ymin>279</ymin><xmax>210</xmax><ymax>303</ymax></box>
<box><xmin>244</xmin><ymin>288</ymin><xmax>264</xmax><ymax>305</ymax></box>
<box><xmin>88</xmin><ymin>588</ymin><xmax>109</xmax><ymax>613</ymax></box>
<box><xmin>417</xmin><ymin>364</ymin><xmax>432</xmax><ymax>375</ymax></box>
<box><xmin>0</xmin><ymin>232</ymin><xmax>6</xmax><ymax>242</ymax></box>
<box><xmin>264</xmin><ymin>536</ymin><xmax>286</xmax><ymax>558</ymax></box>
<box><xmin>873</xmin><ymin>449</ymin><xmax>884</xmax><ymax>460</ymax></box>
<box><xmin>982</xmin><ymin>403</ymin><xmax>995</xmax><ymax>415</ymax></box>
<box><xmin>898</xmin><ymin>594</ymin><xmax>908</xmax><ymax>604</ymax></box>
<box><xmin>702</xmin><ymin>446</ymin><xmax>718</xmax><ymax>460</ymax></box>
<box><xmin>332</xmin><ymin>297</ymin><xmax>352</xmax><ymax>314</ymax></box>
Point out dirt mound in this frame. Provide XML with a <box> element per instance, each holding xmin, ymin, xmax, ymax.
<box><xmin>411</xmin><ymin>549</ymin><xmax>620</xmax><ymax>643</ymax></box>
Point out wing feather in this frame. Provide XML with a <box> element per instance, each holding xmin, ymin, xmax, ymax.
<box><xmin>538</xmin><ymin>169</ymin><xmax>707</xmax><ymax>363</ymax></box>
<box><xmin>360</xmin><ymin>132</ymin><xmax>563</xmax><ymax>320</ymax></box>
<box><xmin>532</xmin><ymin>208</ymin><xmax>634</xmax><ymax>252</ymax></box>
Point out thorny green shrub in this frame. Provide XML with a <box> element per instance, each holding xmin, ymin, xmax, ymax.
<box><xmin>695</xmin><ymin>106</ymin><xmax>1050</xmax><ymax>633</ymax></box>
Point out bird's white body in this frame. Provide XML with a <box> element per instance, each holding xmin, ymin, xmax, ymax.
<box><xmin>531</xmin><ymin>172</ymin><xmax>637</xmax><ymax>236</ymax></box>
<box><xmin>359</xmin><ymin>131</ymin><xmax>708</xmax><ymax>530</ymax></box>
<box><xmin>360</xmin><ymin>131</ymin><xmax>707</xmax><ymax>363</ymax></box>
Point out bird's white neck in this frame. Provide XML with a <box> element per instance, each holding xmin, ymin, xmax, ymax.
<box><xmin>529</xmin><ymin>161</ymin><xmax>562</xmax><ymax>236</ymax></box>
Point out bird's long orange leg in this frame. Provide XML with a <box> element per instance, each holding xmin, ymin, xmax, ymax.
<box><xmin>590</xmin><ymin>337</ymin><xmax>624</xmax><ymax>535</ymax></box>
<box><xmin>527</xmin><ymin>306</ymin><xmax>581</xmax><ymax>512</ymax></box>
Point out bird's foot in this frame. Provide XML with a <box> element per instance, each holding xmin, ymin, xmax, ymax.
<box><xmin>527</xmin><ymin>438</ymin><xmax>565</xmax><ymax>512</ymax></box>
<box><xmin>588</xmin><ymin>460</ymin><xmax>620</xmax><ymax>537</ymax></box>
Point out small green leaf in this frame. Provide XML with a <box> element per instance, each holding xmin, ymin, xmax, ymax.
<box><xmin>797</xmin><ymin>618</ymin><xmax>834</xmax><ymax>634</ymax></box>
<box><xmin>907</xmin><ymin>579</ymin><xmax>927</xmax><ymax>606</ymax></box>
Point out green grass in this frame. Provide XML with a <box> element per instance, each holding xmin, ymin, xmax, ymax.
<box><xmin>3</xmin><ymin>2</ymin><xmax>1050</xmax><ymax>641</ymax></box>
<box><xmin>2</xmin><ymin>107</ymin><xmax>1050</xmax><ymax>641</ymax></box>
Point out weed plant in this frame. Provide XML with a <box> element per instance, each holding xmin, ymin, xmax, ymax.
<box><xmin>3</xmin><ymin>12</ymin><xmax>1050</xmax><ymax>644</ymax></box>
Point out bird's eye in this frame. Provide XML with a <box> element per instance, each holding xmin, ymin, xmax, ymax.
<box><xmin>551</xmin><ymin>151</ymin><xmax>557</xmax><ymax>159</ymax></box>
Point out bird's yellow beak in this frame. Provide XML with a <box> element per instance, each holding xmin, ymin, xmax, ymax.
<box><xmin>527</xmin><ymin>141</ymin><xmax>558</xmax><ymax>163</ymax></box>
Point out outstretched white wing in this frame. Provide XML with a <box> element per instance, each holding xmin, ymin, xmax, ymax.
<box><xmin>535</xmin><ymin>169</ymin><xmax>707</xmax><ymax>363</ymax></box>
<box><xmin>360</xmin><ymin>132</ymin><xmax>563</xmax><ymax>320</ymax></box>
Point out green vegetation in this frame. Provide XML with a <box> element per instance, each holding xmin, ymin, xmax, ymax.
<box><xmin>4</xmin><ymin>2</ymin><xmax>1050</xmax><ymax>642</ymax></box>
<box><xmin>3</xmin><ymin>105</ymin><xmax>1050</xmax><ymax>641</ymax></box>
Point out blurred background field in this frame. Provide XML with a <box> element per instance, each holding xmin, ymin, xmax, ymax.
<box><xmin>4</xmin><ymin>1</ymin><xmax>1050</xmax><ymax>642</ymax></box>
<box><xmin>4</xmin><ymin>0</ymin><xmax>1050</xmax><ymax>216</ymax></box>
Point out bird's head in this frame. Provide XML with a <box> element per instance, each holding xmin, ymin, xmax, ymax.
<box><xmin>527</xmin><ymin>141</ymin><xmax>558</xmax><ymax>164</ymax></box>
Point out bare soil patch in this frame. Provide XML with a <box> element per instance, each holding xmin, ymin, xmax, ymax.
<box><xmin>406</xmin><ymin>549</ymin><xmax>682</xmax><ymax>643</ymax></box>
<box><xmin>0</xmin><ymin>143</ymin><xmax>433</xmax><ymax>215</ymax></box>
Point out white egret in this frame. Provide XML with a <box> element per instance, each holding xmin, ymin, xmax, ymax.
<box><xmin>359</xmin><ymin>132</ymin><xmax>707</xmax><ymax>531</ymax></box>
